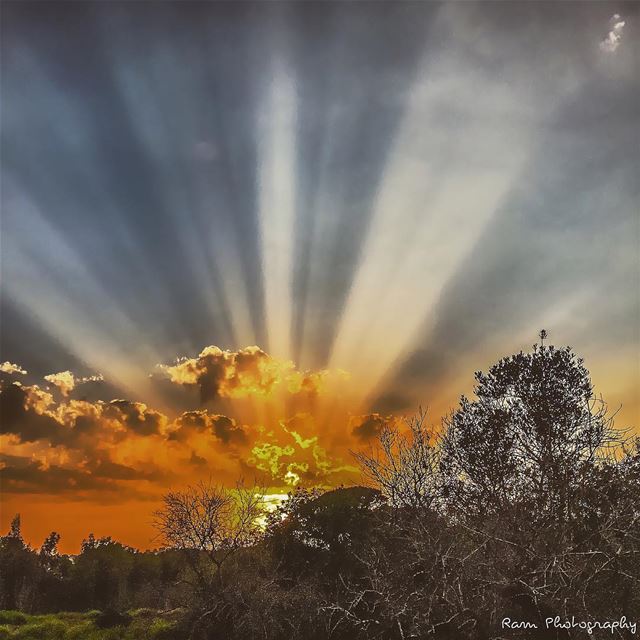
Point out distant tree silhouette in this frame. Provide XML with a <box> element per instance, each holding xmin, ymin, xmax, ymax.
<box><xmin>8</xmin><ymin>514</ymin><xmax>22</xmax><ymax>542</ymax></box>
<box><xmin>0</xmin><ymin>514</ymin><xmax>40</xmax><ymax>611</ymax></box>
<box><xmin>39</xmin><ymin>532</ymin><xmax>60</xmax><ymax>559</ymax></box>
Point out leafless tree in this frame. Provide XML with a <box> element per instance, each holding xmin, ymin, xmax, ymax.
<box><xmin>353</xmin><ymin>408</ymin><xmax>440</xmax><ymax>510</ymax></box>
<box><xmin>153</xmin><ymin>479</ymin><xmax>265</xmax><ymax>612</ymax></box>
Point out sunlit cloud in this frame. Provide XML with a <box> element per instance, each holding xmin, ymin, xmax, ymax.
<box><xmin>172</xmin><ymin>410</ymin><xmax>247</xmax><ymax>445</ymax></box>
<box><xmin>0</xmin><ymin>347</ymin><xmax>362</xmax><ymax>498</ymax></box>
<box><xmin>157</xmin><ymin>345</ymin><xmax>329</xmax><ymax>403</ymax></box>
<box><xmin>0</xmin><ymin>362</ymin><xmax>27</xmax><ymax>375</ymax></box>
<box><xmin>44</xmin><ymin>371</ymin><xmax>76</xmax><ymax>396</ymax></box>
<box><xmin>600</xmin><ymin>14</ymin><xmax>626</xmax><ymax>53</ymax></box>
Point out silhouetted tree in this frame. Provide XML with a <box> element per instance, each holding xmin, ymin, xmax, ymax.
<box><xmin>353</xmin><ymin>409</ymin><xmax>440</xmax><ymax>509</ymax></box>
<box><xmin>0</xmin><ymin>514</ymin><xmax>40</xmax><ymax>611</ymax></box>
<box><xmin>267</xmin><ymin>486</ymin><xmax>383</xmax><ymax>580</ymax></box>
<box><xmin>153</xmin><ymin>479</ymin><xmax>264</xmax><ymax>636</ymax></box>
<box><xmin>436</xmin><ymin>334</ymin><xmax>633</xmax><ymax>636</ymax></box>
<box><xmin>39</xmin><ymin>531</ymin><xmax>60</xmax><ymax>560</ymax></box>
<box><xmin>8</xmin><ymin>514</ymin><xmax>22</xmax><ymax>542</ymax></box>
<box><xmin>441</xmin><ymin>335</ymin><xmax>621</xmax><ymax>524</ymax></box>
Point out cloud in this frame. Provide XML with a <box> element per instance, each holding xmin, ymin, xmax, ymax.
<box><xmin>0</xmin><ymin>453</ymin><xmax>166</xmax><ymax>495</ymax></box>
<box><xmin>172</xmin><ymin>410</ymin><xmax>247</xmax><ymax>445</ymax></box>
<box><xmin>0</xmin><ymin>383</ymin><xmax>166</xmax><ymax>447</ymax></box>
<box><xmin>246</xmin><ymin>414</ymin><xmax>359</xmax><ymax>488</ymax></box>
<box><xmin>44</xmin><ymin>371</ymin><xmax>76</xmax><ymax>396</ymax></box>
<box><xmin>104</xmin><ymin>400</ymin><xmax>167</xmax><ymax>436</ymax></box>
<box><xmin>0</xmin><ymin>383</ymin><xmax>172</xmax><ymax>496</ymax></box>
<box><xmin>0</xmin><ymin>349</ymin><xmax>363</xmax><ymax>496</ymax></box>
<box><xmin>600</xmin><ymin>14</ymin><xmax>625</xmax><ymax>53</ymax></box>
<box><xmin>350</xmin><ymin>413</ymin><xmax>398</xmax><ymax>442</ymax></box>
<box><xmin>88</xmin><ymin>456</ymin><xmax>165</xmax><ymax>482</ymax></box>
<box><xmin>157</xmin><ymin>346</ymin><xmax>328</xmax><ymax>403</ymax></box>
<box><xmin>189</xmin><ymin>450</ymin><xmax>208</xmax><ymax>467</ymax></box>
<box><xmin>0</xmin><ymin>376</ymin><xmax>253</xmax><ymax>497</ymax></box>
<box><xmin>0</xmin><ymin>454</ymin><xmax>107</xmax><ymax>494</ymax></box>
<box><xmin>0</xmin><ymin>384</ymin><xmax>67</xmax><ymax>443</ymax></box>
<box><xmin>43</xmin><ymin>371</ymin><xmax>105</xmax><ymax>397</ymax></box>
<box><xmin>0</xmin><ymin>362</ymin><xmax>27</xmax><ymax>375</ymax></box>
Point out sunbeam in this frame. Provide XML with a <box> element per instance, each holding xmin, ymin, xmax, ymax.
<box><xmin>258</xmin><ymin>51</ymin><xmax>297</xmax><ymax>361</ymax></box>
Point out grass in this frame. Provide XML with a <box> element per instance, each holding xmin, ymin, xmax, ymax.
<box><xmin>0</xmin><ymin>612</ymin><xmax>181</xmax><ymax>640</ymax></box>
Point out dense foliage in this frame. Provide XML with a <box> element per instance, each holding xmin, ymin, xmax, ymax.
<box><xmin>1</xmin><ymin>340</ymin><xmax>638</xmax><ymax>639</ymax></box>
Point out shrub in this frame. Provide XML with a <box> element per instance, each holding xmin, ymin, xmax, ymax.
<box><xmin>12</xmin><ymin>619</ymin><xmax>67</xmax><ymax>640</ymax></box>
<box><xmin>95</xmin><ymin>609</ymin><xmax>131</xmax><ymax>629</ymax></box>
<box><xmin>0</xmin><ymin>611</ymin><xmax>28</xmax><ymax>626</ymax></box>
<box><xmin>148</xmin><ymin>619</ymin><xmax>178</xmax><ymax>640</ymax></box>
<box><xmin>63</xmin><ymin>621</ymin><xmax>97</xmax><ymax>640</ymax></box>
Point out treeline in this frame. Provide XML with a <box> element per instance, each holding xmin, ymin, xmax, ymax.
<box><xmin>0</xmin><ymin>524</ymin><xmax>184</xmax><ymax>613</ymax></box>
<box><xmin>1</xmin><ymin>339</ymin><xmax>638</xmax><ymax>639</ymax></box>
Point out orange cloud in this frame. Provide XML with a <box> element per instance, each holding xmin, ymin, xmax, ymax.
<box><xmin>0</xmin><ymin>346</ymin><xmax>371</xmax><ymax>530</ymax></box>
<box><xmin>0</xmin><ymin>345</ymin><xmax>399</xmax><ymax>553</ymax></box>
<box><xmin>350</xmin><ymin>413</ymin><xmax>401</xmax><ymax>442</ymax></box>
<box><xmin>172</xmin><ymin>410</ymin><xmax>247</xmax><ymax>445</ymax></box>
<box><xmin>157</xmin><ymin>345</ymin><xmax>329</xmax><ymax>403</ymax></box>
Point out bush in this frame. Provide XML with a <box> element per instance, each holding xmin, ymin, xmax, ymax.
<box><xmin>95</xmin><ymin>609</ymin><xmax>131</xmax><ymax>629</ymax></box>
<box><xmin>128</xmin><ymin>608</ymin><xmax>155</xmax><ymax>619</ymax></box>
<box><xmin>12</xmin><ymin>619</ymin><xmax>67</xmax><ymax>640</ymax></box>
<box><xmin>63</xmin><ymin>621</ymin><xmax>97</xmax><ymax>640</ymax></box>
<box><xmin>0</xmin><ymin>611</ymin><xmax>28</xmax><ymax>626</ymax></box>
<box><xmin>148</xmin><ymin>619</ymin><xmax>178</xmax><ymax>640</ymax></box>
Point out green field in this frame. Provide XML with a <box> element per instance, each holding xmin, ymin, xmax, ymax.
<box><xmin>0</xmin><ymin>610</ymin><xmax>181</xmax><ymax>640</ymax></box>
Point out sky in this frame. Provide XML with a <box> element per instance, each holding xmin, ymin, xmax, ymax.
<box><xmin>1</xmin><ymin>1</ymin><xmax>638</xmax><ymax>553</ymax></box>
